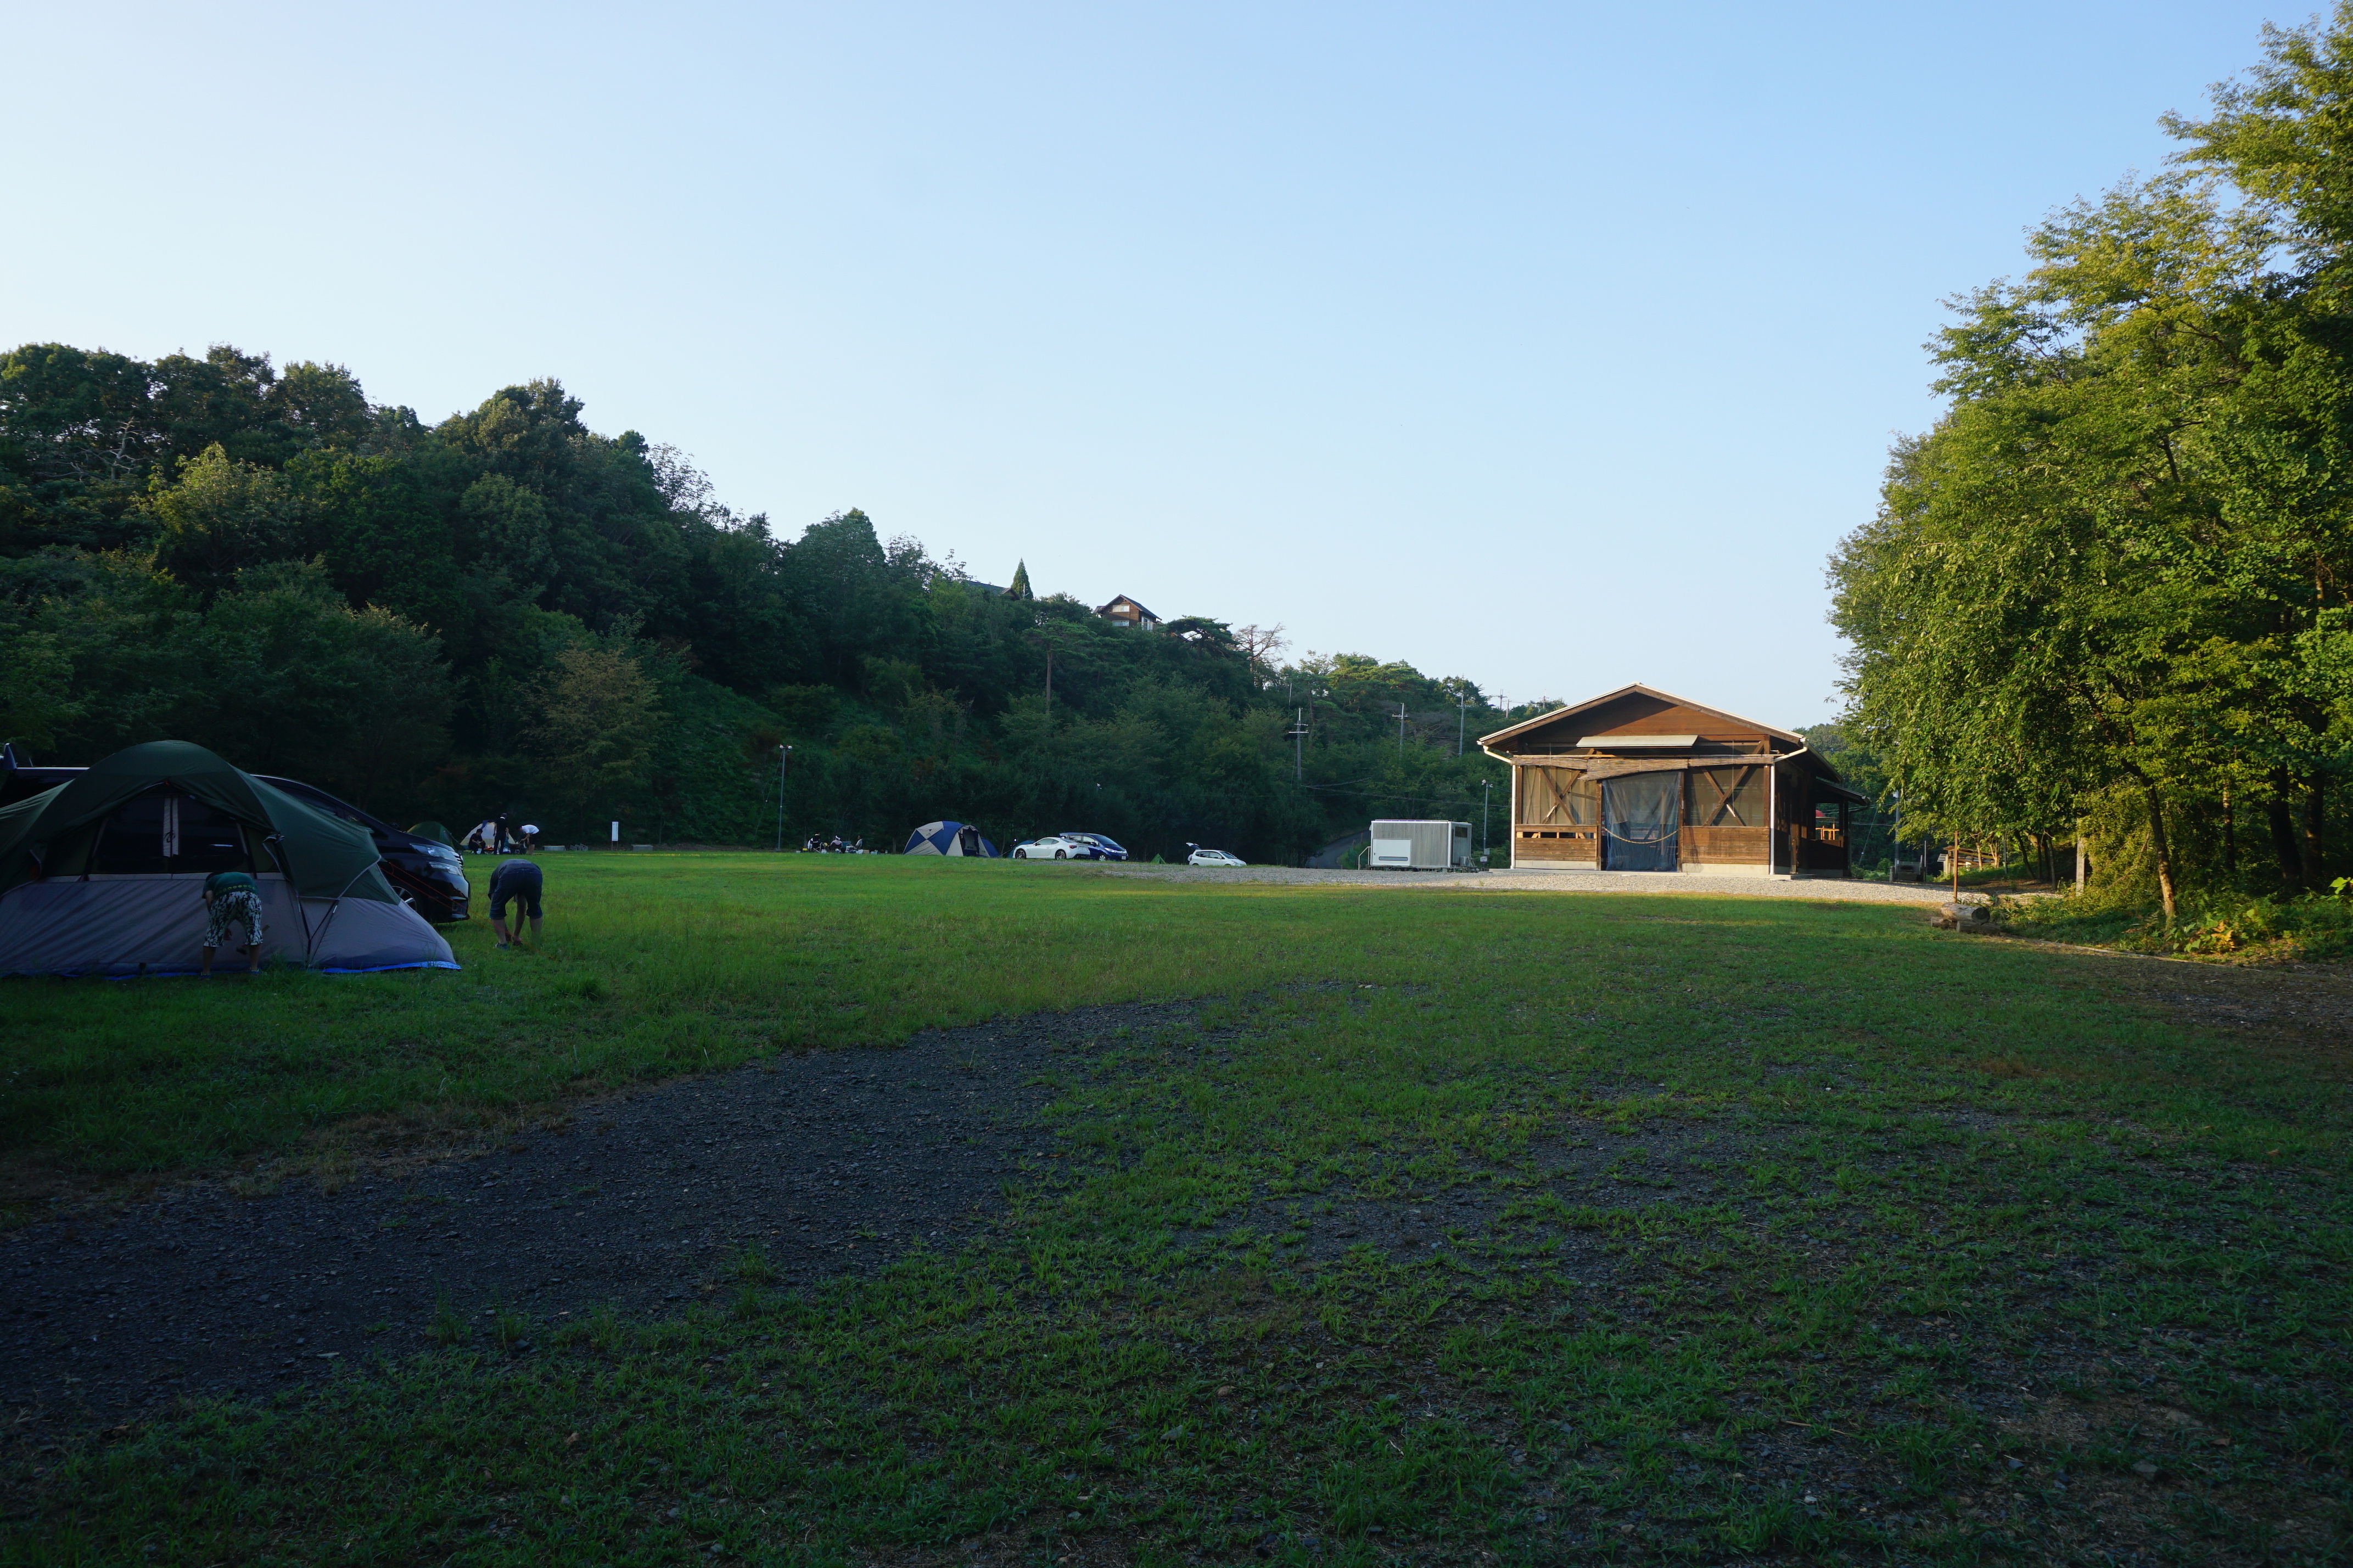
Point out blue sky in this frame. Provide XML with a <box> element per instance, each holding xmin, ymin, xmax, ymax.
<box><xmin>5</xmin><ymin>1</ymin><xmax>2293</xmax><ymax>724</ymax></box>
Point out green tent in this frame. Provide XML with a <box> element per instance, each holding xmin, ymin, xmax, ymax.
<box><xmin>0</xmin><ymin>741</ymin><xmax>455</xmax><ymax>976</ymax></box>
<box><xmin>0</xmin><ymin>741</ymin><xmax>393</xmax><ymax>901</ymax></box>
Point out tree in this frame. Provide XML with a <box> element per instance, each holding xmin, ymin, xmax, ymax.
<box><xmin>1831</xmin><ymin>13</ymin><xmax>2353</xmax><ymax>916</ymax></box>
<box><xmin>525</xmin><ymin>643</ymin><xmax>665</xmax><ymax>827</ymax></box>
<box><xmin>0</xmin><ymin>626</ymin><xmax>81</xmax><ymax>749</ymax></box>
<box><xmin>163</xmin><ymin>560</ymin><xmax>453</xmax><ymax>801</ymax></box>
<box><xmin>147</xmin><ymin>444</ymin><xmax>301</xmax><ymax>597</ymax></box>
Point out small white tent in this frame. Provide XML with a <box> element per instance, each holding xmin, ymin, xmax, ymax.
<box><xmin>0</xmin><ymin>742</ymin><xmax>456</xmax><ymax>977</ymax></box>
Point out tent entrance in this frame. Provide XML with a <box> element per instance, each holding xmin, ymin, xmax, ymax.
<box><xmin>89</xmin><ymin>788</ymin><xmax>253</xmax><ymax>876</ymax></box>
<box><xmin>1601</xmin><ymin>772</ymin><xmax>1679</xmax><ymax>872</ymax></box>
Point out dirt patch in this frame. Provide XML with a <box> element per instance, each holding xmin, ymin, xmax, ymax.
<box><xmin>2080</xmin><ymin>954</ymin><xmax>2353</xmax><ymax>1071</ymax></box>
<box><xmin>0</xmin><ymin>1001</ymin><xmax>1202</xmax><ymax>1428</ymax></box>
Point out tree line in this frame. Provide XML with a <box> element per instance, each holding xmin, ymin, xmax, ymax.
<box><xmin>1</xmin><ymin>347</ymin><xmax>1511</xmax><ymax>860</ymax></box>
<box><xmin>1830</xmin><ymin>9</ymin><xmax>2353</xmax><ymax>917</ymax></box>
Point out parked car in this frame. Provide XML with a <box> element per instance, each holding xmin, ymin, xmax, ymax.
<box><xmin>1058</xmin><ymin>832</ymin><xmax>1129</xmax><ymax>862</ymax></box>
<box><xmin>0</xmin><ymin>746</ymin><xmax>471</xmax><ymax>922</ymax></box>
<box><xmin>1010</xmin><ymin>833</ymin><xmax>1128</xmax><ymax>861</ymax></box>
<box><xmin>256</xmin><ymin>776</ymin><xmax>472</xmax><ymax>922</ymax></box>
<box><xmin>1185</xmin><ymin>845</ymin><xmax>1247</xmax><ymax>867</ymax></box>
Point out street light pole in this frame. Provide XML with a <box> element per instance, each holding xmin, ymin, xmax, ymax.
<box><xmin>774</xmin><ymin>745</ymin><xmax>792</xmax><ymax>851</ymax></box>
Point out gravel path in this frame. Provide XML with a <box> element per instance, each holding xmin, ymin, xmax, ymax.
<box><xmin>1</xmin><ymin>1002</ymin><xmax>1201</xmax><ymax>1428</ymax></box>
<box><xmin>1081</xmin><ymin>863</ymin><xmax>1988</xmax><ymax>903</ymax></box>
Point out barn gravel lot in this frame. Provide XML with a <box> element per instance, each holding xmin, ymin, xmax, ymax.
<box><xmin>2</xmin><ymin>855</ymin><xmax>2345</xmax><ymax>1566</ymax></box>
<box><xmin>1085</xmin><ymin>861</ymin><xmax>1977</xmax><ymax>903</ymax></box>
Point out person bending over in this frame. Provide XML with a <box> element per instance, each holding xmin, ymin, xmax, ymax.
<box><xmin>488</xmin><ymin>856</ymin><xmax>543</xmax><ymax>949</ymax></box>
<box><xmin>201</xmin><ymin>868</ymin><xmax>265</xmax><ymax>976</ymax></box>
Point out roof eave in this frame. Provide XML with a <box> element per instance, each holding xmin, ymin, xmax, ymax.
<box><xmin>1477</xmin><ymin>683</ymin><xmax>1806</xmax><ymax>750</ymax></box>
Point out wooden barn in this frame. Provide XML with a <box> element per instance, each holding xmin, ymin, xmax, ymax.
<box><xmin>1478</xmin><ymin>685</ymin><xmax>1865</xmax><ymax>876</ymax></box>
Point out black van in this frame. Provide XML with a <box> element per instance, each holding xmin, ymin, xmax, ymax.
<box><xmin>0</xmin><ymin>745</ymin><xmax>470</xmax><ymax>923</ymax></box>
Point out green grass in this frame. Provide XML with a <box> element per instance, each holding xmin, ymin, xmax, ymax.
<box><xmin>6</xmin><ymin>856</ymin><xmax>2350</xmax><ymax>1564</ymax></box>
<box><xmin>5</xmin><ymin>854</ymin><xmax>1434</xmax><ymax>1194</ymax></box>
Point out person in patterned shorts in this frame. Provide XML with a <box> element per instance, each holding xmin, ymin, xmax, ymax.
<box><xmin>201</xmin><ymin>868</ymin><xmax>266</xmax><ymax>975</ymax></box>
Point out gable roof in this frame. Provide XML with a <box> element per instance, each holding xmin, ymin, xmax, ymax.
<box><xmin>1096</xmin><ymin>594</ymin><xmax>1159</xmax><ymax>622</ymax></box>
<box><xmin>1478</xmin><ymin>684</ymin><xmax>1803</xmax><ymax>751</ymax></box>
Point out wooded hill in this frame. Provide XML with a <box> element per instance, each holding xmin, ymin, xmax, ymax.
<box><xmin>0</xmin><ymin>347</ymin><xmax>1509</xmax><ymax>861</ymax></box>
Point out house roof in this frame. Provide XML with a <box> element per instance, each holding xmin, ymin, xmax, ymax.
<box><xmin>1096</xmin><ymin>595</ymin><xmax>1159</xmax><ymax>621</ymax></box>
<box><xmin>1477</xmin><ymin>684</ymin><xmax>1805</xmax><ymax>751</ymax></box>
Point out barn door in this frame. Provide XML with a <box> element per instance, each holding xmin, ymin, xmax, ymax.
<box><xmin>1601</xmin><ymin>773</ymin><xmax>1679</xmax><ymax>872</ymax></box>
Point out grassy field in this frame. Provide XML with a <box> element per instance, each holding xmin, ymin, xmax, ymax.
<box><xmin>6</xmin><ymin>855</ymin><xmax>2350</xmax><ymax>1564</ymax></box>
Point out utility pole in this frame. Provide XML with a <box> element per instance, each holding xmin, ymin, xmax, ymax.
<box><xmin>1289</xmin><ymin>707</ymin><xmax>1308</xmax><ymax>781</ymax></box>
<box><xmin>1456</xmin><ymin>689</ymin><xmax>1474</xmax><ymax>756</ymax></box>
<box><xmin>774</xmin><ymin>745</ymin><xmax>792</xmax><ymax>851</ymax></box>
<box><xmin>1394</xmin><ymin>703</ymin><xmax>1409</xmax><ymax>757</ymax></box>
<box><xmin>1482</xmin><ymin>778</ymin><xmax>1492</xmax><ymax>855</ymax></box>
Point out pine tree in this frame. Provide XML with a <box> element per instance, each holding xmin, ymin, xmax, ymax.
<box><xmin>1006</xmin><ymin>559</ymin><xmax>1033</xmax><ymax>600</ymax></box>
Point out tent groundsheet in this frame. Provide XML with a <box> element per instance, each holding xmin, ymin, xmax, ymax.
<box><xmin>0</xmin><ymin>875</ymin><xmax>455</xmax><ymax>977</ymax></box>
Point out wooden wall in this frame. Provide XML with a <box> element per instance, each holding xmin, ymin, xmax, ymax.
<box><xmin>1513</xmin><ymin>826</ymin><xmax>1599</xmax><ymax>863</ymax></box>
<box><xmin>1504</xmin><ymin>693</ymin><xmax>1778</xmax><ymax>753</ymax></box>
<box><xmin>1682</xmin><ymin>825</ymin><xmax>1768</xmax><ymax>864</ymax></box>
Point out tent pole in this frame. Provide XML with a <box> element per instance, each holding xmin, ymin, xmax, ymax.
<box><xmin>267</xmin><ymin>831</ymin><xmax>313</xmax><ymax>964</ymax></box>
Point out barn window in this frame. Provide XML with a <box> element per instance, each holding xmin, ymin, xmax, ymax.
<box><xmin>1685</xmin><ymin>766</ymin><xmax>1766</xmax><ymax>827</ymax></box>
<box><xmin>1517</xmin><ymin>767</ymin><xmax>1596</xmax><ymax>826</ymax></box>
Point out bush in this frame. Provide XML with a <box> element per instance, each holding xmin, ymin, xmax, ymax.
<box><xmin>2007</xmin><ymin>883</ymin><xmax>2353</xmax><ymax>962</ymax></box>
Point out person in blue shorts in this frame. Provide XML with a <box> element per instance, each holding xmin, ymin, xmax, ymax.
<box><xmin>488</xmin><ymin>856</ymin><xmax>543</xmax><ymax>949</ymax></box>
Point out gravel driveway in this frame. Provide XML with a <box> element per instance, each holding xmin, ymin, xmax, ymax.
<box><xmin>1080</xmin><ymin>863</ymin><xmax>1987</xmax><ymax>903</ymax></box>
<box><xmin>2</xmin><ymin>1002</ymin><xmax>1197</xmax><ymax>1429</ymax></box>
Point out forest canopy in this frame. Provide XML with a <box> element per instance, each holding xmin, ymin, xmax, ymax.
<box><xmin>0</xmin><ymin>345</ymin><xmax>1512</xmax><ymax>861</ymax></box>
<box><xmin>1828</xmin><ymin>6</ymin><xmax>2353</xmax><ymax>915</ymax></box>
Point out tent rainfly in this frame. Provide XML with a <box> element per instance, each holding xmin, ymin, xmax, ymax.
<box><xmin>903</xmin><ymin>820</ymin><xmax>997</xmax><ymax>857</ymax></box>
<box><xmin>0</xmin><ymin>741</ymin><xmax>458</xmax><ymax>977</ymax></box>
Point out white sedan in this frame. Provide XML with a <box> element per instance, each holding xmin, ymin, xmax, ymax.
<box><xmin>1186</xmin><ymin>846</ymin><xmax>1247</xmax><ymax>867</ymax></box>
<box><xmin>1012</xmin><ymin>835</ymin><xmax>1102</xmax><ymax>860</ymax></box>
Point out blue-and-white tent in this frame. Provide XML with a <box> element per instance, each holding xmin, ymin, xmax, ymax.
<box><xmin>903</xmin><ymin>820</ymin><xmax>998</xmax><ymax>857</ymax></box>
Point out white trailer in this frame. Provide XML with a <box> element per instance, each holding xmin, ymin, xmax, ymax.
<box><xmin>1368</xmin><ymin>819</ymin><xmax>1475</xmax><ymax>870</ymax></box>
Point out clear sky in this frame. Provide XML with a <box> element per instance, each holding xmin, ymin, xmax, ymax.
<box><xmin>4</xmin><ymin>1</ymin><xmax>2293</xmax><ymax>725</ymax></box>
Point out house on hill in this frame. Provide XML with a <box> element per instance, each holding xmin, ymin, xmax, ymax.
<box><xmin>1096</xmin><ymin>594</ymin><xmax>1159</xmax><ymax>629</ymax></box>
<box><xmin>1478</xmin><ymin>684</ymin><xmax>1865</xmax><ymax>876</ymax></box>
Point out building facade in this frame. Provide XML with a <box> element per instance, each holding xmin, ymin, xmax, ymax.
<box><xmin>1479</xmin><ymin>684</ymin><xmax>1862</xmax><ymax>876</ymax></box>
<box><xmin>1095</xmin><ymin>595</ymin><xmax>1160</xmax><ymax>629</ymax></box>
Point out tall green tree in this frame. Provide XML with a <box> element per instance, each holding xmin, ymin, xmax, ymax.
<box><xmin>1833</xmin><ymin>11</ymin><xmax>2353</xmax><ymax>914</ymax></box>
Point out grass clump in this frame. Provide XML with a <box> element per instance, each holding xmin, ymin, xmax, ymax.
<box><xmin>425</xmin><ymin>1295</ymin><xmax>468</xmax><ymax>1347</ymax></box>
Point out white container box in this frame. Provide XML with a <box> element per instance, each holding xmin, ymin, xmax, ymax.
<box><xmin>1368</xmin><ymin>819</ymin><xmax>1474</xmax><ymax>870</ymax></box>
